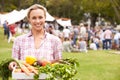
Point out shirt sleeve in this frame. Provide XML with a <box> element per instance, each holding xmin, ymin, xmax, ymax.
<box><xmin>53</xmin><ymin>37</ymin><xmax>62</xmax><ymax>60</ymax></box>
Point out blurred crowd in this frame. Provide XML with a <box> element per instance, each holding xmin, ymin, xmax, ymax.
<box><xmin>44</xmin><ymin>22</ymin><xmax>120</xmax><ymax>53</ymax></box>
<box><xmin>61</xmin><ymin>23</ymin><xmax>120</xmax><ymax>52</ymax></box>
<box><xmin>2</xmin><ymin>20</ymin><xmax>120</xmax><ymax>52</ymax></box>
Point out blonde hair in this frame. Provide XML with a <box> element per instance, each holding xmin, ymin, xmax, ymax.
<box><xmin>27</xmin><ymin>4</ymin><xmax>46</xmax><ymax>19</ymax></box>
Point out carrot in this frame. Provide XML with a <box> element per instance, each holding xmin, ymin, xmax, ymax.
<box><xmin>22</xmin><ymin>61</ymin><xmax>38</xmax><ymax>74</ymax></box>
<box><xmin>20</xmin><ymin>64</ymin><xmax>30</xmax><ymax>76</ymax></box>
<box><xmin>27</xmin><ymin>66</ymin><xmax>38</xmax><ymax>74</ymax></box>
<box><xmin>14</xmin><ymin>60</ymin><xmax>31</xmax><ymax>75</ymax></box>
<box><xmin>14</xmin><ymin>68</ymin><xmax>22</xmax><ymax>73</ymax></box>
<box><xmin>22</xmin><ymin>61</ymin><xmax>31</xmax><ymax>67</ymax></box>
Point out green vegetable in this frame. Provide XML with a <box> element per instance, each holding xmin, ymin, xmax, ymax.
<box><xmin>34</xmin><ymin>58</ymin><xmax>79</xmax><ymax>80</ymax></box>
<box><xmin>0</xmin><ymin>58</ymin><xmax>79</xmax><ymax>80</ymax></box>
<box><xmin>0</xmin><ymin>58</ymin><xmax>15</xmax><ymax>80</ymax></box>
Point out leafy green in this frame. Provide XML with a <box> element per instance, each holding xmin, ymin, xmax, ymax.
<box><xmin>0</xmin><ymin>58</ymin><xmax>79</xmax><ymax>80</ymax></box>
<box><xmin>34</xmin><ymin>58</ymin><xmax>79</xmax><ymax>80</ymax></box>
<box><xmin>0</xmin><ymin>58</ymin><xmax>15</xmax><ymax>80</ymax></box>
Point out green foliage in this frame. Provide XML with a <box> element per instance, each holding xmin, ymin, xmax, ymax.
<box><xmin>0</xmin><ymin>58</ymin><xmax>15</xmax><ymax>80</ymax></box>
<box><xmin>1</xmin><ymin>0</ymin><xmax>120</xmax><ymax>24</ymax></box>
<box><xmin>34</xmin><ymin>58</ymin><xmax>79</xmax><ymax>80</ymax></box>
<box><xmin>46</xmin><ymin>0</ymin><xmax>120</xmax><ymax>24</ymax></box>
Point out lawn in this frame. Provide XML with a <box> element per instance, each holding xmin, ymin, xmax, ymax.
<box><xmin>0</xmin><ymin>28</ymin><xmax>120</xmax><ymax>80</ymax></box>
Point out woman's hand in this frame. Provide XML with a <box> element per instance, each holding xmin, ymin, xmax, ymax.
<box><xmin>50</xmin><ymin>59</ymin><xmax>59</xmax><ymax>64</ymax></box>
<box><xmin>8</xmin><ymin>61</ymin><xmax>18</xmax><ymax>71</ymax></box>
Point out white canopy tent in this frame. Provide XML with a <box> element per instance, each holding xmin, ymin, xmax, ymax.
<box><xmin>115</xmin><ymin>25</ymin><xmax>120</xmax><ymax>30</ymax></box>
<box><xmin>46</xmin><ymin>11</ymin><xmax>55</xmax><ymax>22</ymax></box>
<box><xmin>56</xmin><ymin>19</ymin><xmax>72</xmax><ymax>28</ymax></box>
<box><xmin>0</xmin><ymin>10</ymin><xmax>19</xmax><ymax>25</ymax></box>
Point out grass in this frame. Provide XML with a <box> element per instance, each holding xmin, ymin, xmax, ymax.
<box><xmin>0</xmin><ymin>27</ymin><xmax>120</xmax><ymax>80</ymax></box>
<box><xmin>0</xmin><ymin>28</ymin><xmax>13</xmax><ymax>60</ymax></box>
<box><xmin>63</xmin><ymin>51</ymin><xmax>120</xmax><ymax>80</ymax></box>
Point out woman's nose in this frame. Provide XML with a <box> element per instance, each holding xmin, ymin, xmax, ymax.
<box><xmin>36</xmin><ymin>18</ymin><xmax>40</xmax><ymax>23</ymax></box>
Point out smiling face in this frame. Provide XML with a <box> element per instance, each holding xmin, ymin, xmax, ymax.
<box><xmin>27</xmin><ymin>5</ymin><xmax>46</xmax><ymax>32</ymax></box>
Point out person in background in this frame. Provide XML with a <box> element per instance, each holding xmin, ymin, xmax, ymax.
<box><xmin>113</xmin><ymin>31</ymin><xmax>120</xmax><ymax>50</ymax></box>
<box><xmin>9</xmin><ymin>4</ymin><xmax>62</xmax><ymax>70</ymax></box>
<box><xmin>8</xmin><ymin>23</ymin><xmax>16</xmax><ymax>36</ymax></box>
<box><xmin>3</xmin><ymin>20</ymin><xmax>10</xmax><ymax>40</ymax></box>
<box><xmin>72</xmin><ymin>25</ymin><xmax>79</xmax><ymax>46</ymax></box>
<box><xmin>85</xmin><ymin>23</ymin><xmax>92</xmax><ymax>47</ymax></box>
<box><xmin>92</xmin><ymin>36</ymin><xmax>100</xmax><ymax>49</ymax></box>
<box><xmin>78</xmin><ymin>37</ymin><xmax>88</xmax><ymax>53</ymax></box>
<box><xmin>79</xmin><ymin>23</ymin><xmax>86</xmax><ymax>39</ymax></box>
<box><xmin>99</xmin><ymin>29</ymin><xmax>105</xmax><ymax>50</ymax></box>
<box><xmin>104</xmin><ymin>27</ymin><xmax>113</xmax><ymax>50</ymax></box>
<box><xmin>90</xmin><ymin>39</ymin><xmax>97</xmax><ymax>50</ymax></box>
<box><xmin>47</xmin><ymin>25</ymin><xmax>56</xmax><ymax>35</ymax></box>
<box><xmin>63</xmin><ymin>26</ymin><xmax>71</xmax><ymax>39</ymax></box>
<box><xmin>62</xmin><ymin>37</ymin><xmax>72</xmax><ymax>52</ymax></box>
<box><xmin>8</xmin><ymin>23</ymin><xmax>17</xmax><ymax>43</ymax></box>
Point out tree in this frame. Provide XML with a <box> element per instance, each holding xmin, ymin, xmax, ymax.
<box><xmin>0</xmin><ymin>0</ymin><xmax>4</xmax><ymax>12</ymax></box>
<box><xmin>46</xmin><ymin>0</ymin><xmax>82</xmax><ymax>24</ymax></box>
<box><xmin>1</xmin><ymin>0</ymin><xmax>120</xmax><ymax>25</ymax></box>
<box><xmin>110</xmin><ymin>0</ymin><xmax>120</xmax><ymax>24</ymax></box>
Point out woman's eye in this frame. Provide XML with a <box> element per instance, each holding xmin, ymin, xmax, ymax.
<box><xmin>39</xmin><ymin>16</ymin><xmax>43</xmax><ymax>19</ymax></box>
<box><xmin>32</xmin><ymin>16</ymin><xmax>36</xmax><ymax>19</ymax></box>
<box><xmin>32</xmin><ymin>16</ymin><xmax>43</xmax><ymax>20</ymax></box>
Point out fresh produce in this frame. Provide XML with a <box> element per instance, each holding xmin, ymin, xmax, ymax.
<box><xmin>14</xmin><ymin>60</ymin><xmax>38</xmax><ymax>75</ymax></box>
<box><xmin>32</xmin><ymin>59</ymin><xmax>51</xmax><ymax>67</ymax></box>
<box><xmin>14</xmin><ymin>68</ymin><xmax>22</xmax><ymax>72</ymax></box>
<box><xmin>25</xmin><ymin>56</ymin><xmax>37</xmax><ymax>65</ymax></box>
<box><xmin>22</xmin><ymin>61</ymin><xmax>38</xmax><ymax>74</ymax></box>
<box><xmin>0</xmin><ymin>58</ymin><xmax>15</xmax><ymax>80</ymax></box>
<box><xmin>34</xmin><ymin>58</ymin><xmax>79</xmax><ymax>80</ymax></box>
<box><xmin>0</xmin><ymin>58</ymin><xmax>79</xmax><ymax>80</ymax></box>
<box><xmin>37</xmin><ymin>59</ymin><xmax>51</xmax><ymax>66</ymax></box>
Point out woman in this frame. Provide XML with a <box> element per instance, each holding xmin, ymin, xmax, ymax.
<box><xmin>9</xmin><ymin>4</ymin><xmax>62</xmax><ymax>70</ymax></box>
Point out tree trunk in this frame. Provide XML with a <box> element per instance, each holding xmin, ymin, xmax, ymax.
<box><xmin>17</xmin><ymin>0</ymin><xmax>21</xmax><ymax>10</ymax></box>
<box><xmin>1</xmin><ymin>0</ymin><xmax>4</xmax><ymax>12</ymax></box>
<box><xmin>33</xmin><ymin>0</ymin><xmax>38</xmax><ymax>4</ymax></box>
<box><xmin>91</xmin><ymin>13</ymin><xmax>98</xmax><ymax>27</ymax></box>
<box><xmin>111</xmin><ymin>0</ymin><xmax>120</xmax><ymax>21</ymax></box>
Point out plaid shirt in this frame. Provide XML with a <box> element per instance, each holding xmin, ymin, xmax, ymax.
<box><xmin>12</xmin><ymin>31</ymin><xmax>62</xmax><ymax>61</ymax></box>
